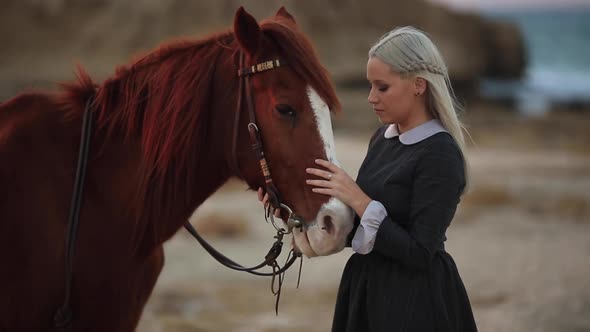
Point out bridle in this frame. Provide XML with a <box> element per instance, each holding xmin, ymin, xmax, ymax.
<box><xmin>53</xmin><ymin>52</ymin><xmax>307</xmax><ymax>329</ymax></box>
<box><xmin>231</xmin><ymin>52</ymin><xmax>305</xmax><ymax>234</ymax></box>
<box><xmin>182</xmin><ymin>52</ymin><xmax>307</xmax><ymax>310</ymax></box>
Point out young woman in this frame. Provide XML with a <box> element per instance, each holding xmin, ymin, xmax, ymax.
<box><xmin>305</xmin><ymin>26</ymin><xmax>478</xmax><ymax>331</ymax></box>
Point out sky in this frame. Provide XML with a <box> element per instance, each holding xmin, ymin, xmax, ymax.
<box><xmin>428</xmin><ymin>0</ymin><xmax>590</xmax><ymax>11</ymax></box>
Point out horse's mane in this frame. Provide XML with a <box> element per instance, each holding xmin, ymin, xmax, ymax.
<box><xmin>57</xmin><ymin>17</ymin><xmax>340</xmax><ymax>243</ymax></box>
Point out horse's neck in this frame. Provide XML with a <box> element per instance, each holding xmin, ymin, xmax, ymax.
<box><xmin>93</xmin><ymin>121</ymin><xmax>233</xmax><ymax>253</ymax></box>
<box><xmin>0</xmin><ymin>65</ymin><xmax>240</xmax><ymax>254</ymax></box>
<box><xmin>113</xmin><ymin>95</ymin><xmax>243</xmax><ymax>250</ymax></box>
<box><xmin>87</xmin><ymin>135</ymin><xmax>144</xmax><ymax>217</ymax></box>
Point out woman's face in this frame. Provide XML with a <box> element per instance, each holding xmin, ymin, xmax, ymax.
<box><xmin>366</xmin><ymin>57</ymin><xmax>417</xmax><ymax>125</ymax></box>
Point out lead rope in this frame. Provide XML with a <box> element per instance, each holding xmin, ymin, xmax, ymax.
<box><xmin>186</xmin><ymin>220</ymin><xmax>303</xmax><ymax>314</ymax></box>
<box><xmin>270</xmin><ymin>248</ymin><xmax>304</xmax><ymax>315</ymax></box>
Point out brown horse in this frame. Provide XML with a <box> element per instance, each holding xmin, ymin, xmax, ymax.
<box><xmin>0</xmin><ymin>7</ymin><xmax>354</xmax><ymax>332</ymax></box>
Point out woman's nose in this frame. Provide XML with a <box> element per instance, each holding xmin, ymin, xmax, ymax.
<box><xmin>368</xmin><ymin>88</ymin><xmax>378</xmax><ymax>105</ymax></box>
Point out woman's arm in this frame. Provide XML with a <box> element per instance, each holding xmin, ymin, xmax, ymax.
<box><xmin>371</xmin><ymin>145</ymin><xmax>465</xmax><ymax>270</ymax></box>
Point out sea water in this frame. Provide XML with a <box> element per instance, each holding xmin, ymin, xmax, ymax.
<box><xmin>481</xmin><ymin>8</ymin><xmax>590</xmax><ymax>115</ymax></box>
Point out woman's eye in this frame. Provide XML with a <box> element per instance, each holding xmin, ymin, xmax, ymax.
<box><xmin>368</xmin><ymin>84</ymin><xmax>389</xmax><ymax>93</ymax></box>
<box><xmin>275</xmin><ymin>104</ymin><xmax>297</xmax><ymax>117</ymax></box>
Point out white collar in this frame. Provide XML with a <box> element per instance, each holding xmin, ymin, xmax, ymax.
<box><xmin>384</xmin><ymin>119</ymin><xmax>447</xmax><ymax>145</ymax></box>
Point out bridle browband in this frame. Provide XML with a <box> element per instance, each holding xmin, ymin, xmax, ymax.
<box><xmin>53</xmin><ymin>52</ymin><xmax>307</xmax><ymax>329</ymax></box>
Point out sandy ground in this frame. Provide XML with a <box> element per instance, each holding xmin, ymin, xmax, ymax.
<box><xmin>135</xmin><ymin>130</ymin><xmax>590</xmax><ymax>332</ymax></box>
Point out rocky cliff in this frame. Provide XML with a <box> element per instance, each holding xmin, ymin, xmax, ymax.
<box><xmin>0</xmin><ymin>0</ymin><xmax>526</xmax><ymax>99</ymax></box>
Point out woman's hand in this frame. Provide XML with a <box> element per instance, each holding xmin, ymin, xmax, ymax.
<box><xmin>306</xmin><ymin>159</ymin><xmax>372</xmax><ymax>216</ymax></box>
<box><xmin>257</xmin><ymin>187</ymin><xmax>281</xmax><ymax>218</ymax></box>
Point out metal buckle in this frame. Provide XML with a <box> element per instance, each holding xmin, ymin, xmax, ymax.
<box><xmin>269</xmin><ymin>203</ymin><xmax>304</xmax><ymax>234</ymax></box>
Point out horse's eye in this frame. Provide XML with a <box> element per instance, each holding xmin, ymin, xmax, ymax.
<box><xmin>275</xmin><ymin>104</ymin><xmax>297</xmax><ymax>118</ymax></box>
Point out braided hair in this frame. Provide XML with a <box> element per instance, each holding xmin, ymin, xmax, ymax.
<box><xmin>368</xmin><ymin>26</ymin><xmax>470</xmax><ymax>185</ymax></box>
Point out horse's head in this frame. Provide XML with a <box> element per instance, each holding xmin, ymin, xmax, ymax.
<box><xmin>231</xmin><ymin>7</ymin><xmax>354</xmax><ymax>257</ymax></box>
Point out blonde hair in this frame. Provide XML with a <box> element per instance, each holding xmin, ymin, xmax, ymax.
<box><xmin>369</xmin><ymin>26</ymin><xmax>470</xmax><ymax>184</ymax></box>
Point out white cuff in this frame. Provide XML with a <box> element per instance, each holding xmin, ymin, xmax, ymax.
<box><xmin>351</xmin><ymin>200</ymin><xmax>387</xmax><ymax>254</ymax></box>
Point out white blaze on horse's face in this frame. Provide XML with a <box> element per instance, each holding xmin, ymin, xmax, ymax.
<box><xmin>292</xmin><ymin>87</ymin><xmax>355</xmax><ymax>257</ymax></box>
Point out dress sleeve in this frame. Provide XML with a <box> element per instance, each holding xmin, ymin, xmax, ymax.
<box><xmin>346</xmin><ymin>125</ymin><xmax>388</xmax><ymax>246</ymax></box>
<box><xmin>372</xmin><ymin>143</ymin><xmax>465</xmax><ymax>271</ymax></box>
<box><xmin>351</xmin><ymin>200</ymin><xmax>388</xmax><ymax>254</ymax></box>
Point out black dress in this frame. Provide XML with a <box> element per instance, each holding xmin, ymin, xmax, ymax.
<box><xmin>332</xmin><ymin>126</ymin><xmax>477</xmax><ymax>332</ymax></box>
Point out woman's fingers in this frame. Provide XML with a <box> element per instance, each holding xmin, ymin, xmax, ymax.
<box><xmin>306</xmin><ymin>167</ymin><xmax>334</xmax><ymax>180</ymax></box>
<box><xmin>257</xmin><ymin>188</ymin><xmax>271</xmax><ymax>207</ymax></box>
<box><xmin>263</xmin><ymin>193</ymin><xmax>269</xmax><ymax>206</ymax></box>
<box><xmin>307</xmin><ymin>159</ymin><xmax>341</xmax><ymax>181</ymax></box>
<box><xmin>257</xmin><ymin>187</ymin><xmax>281</xmax><ymax>218</ymax></box>
<box><xmin>306</xmin><ymin>166</ymin><xmax>337</xmax><ymax>181</ymax></box>
<box><xmin>306</xmin><ymin>179</ymin><xmax>332</xmax><ymax>187</ymax></box>
<box><xmin>257</xmin><ymin>187</ymin><xmax>264</xmax><ymax>202</ymax></box>
<box><xmin>311</xmin><ymin>187</ymin><xmax>333</xmax><ymax>196</ymax></box>
<box><xmin>314</xmin><ymin>159</ymin><xmax>339</xmax><ymax>172</ymax></box>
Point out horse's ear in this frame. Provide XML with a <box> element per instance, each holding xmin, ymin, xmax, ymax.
<box><xmin>234</xmin><ymin>7</ymin><xmax>261</xmax><ymax>57</ymax></box>
<box><xmin>276</xmin><ymin>6</ymin><xmax>297</xmax><ymax>25</ymax></box>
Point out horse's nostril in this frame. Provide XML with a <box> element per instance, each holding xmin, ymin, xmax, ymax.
<box><xmin>322</xmin><ymin>215</ymin><xmax>333</xmax><ymax>234</ymax></box>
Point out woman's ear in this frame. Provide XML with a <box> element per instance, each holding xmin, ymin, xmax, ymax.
<box><xmin>414</xmin><ymin>77</ymin><xmax>427</xmax><ymax>95</ymax></box>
